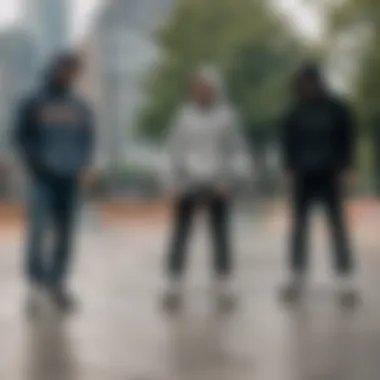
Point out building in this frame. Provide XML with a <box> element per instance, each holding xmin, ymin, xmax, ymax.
<box><xmin>0</xmin><ymin>28</ymin><xmax>37</xmax><ymax>198</ymax></box>
<box><xmin>0</xmin><ymin>28</ymin><xmax>37</xmax><ymax>157</ymax></box>
<box><xmin>23</xmin><ymin>0</ymin><xmax>70</xmax><ymax>65</ymax></box>
<box><xmin>90</xmin><ymin>0</ymin><xmax>172</xmax><ymax>171</ymax></box>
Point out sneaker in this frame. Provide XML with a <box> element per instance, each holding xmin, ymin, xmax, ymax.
<box><xmin>280</xmin><ymin>273</ymin><xmax>305</xmax><ymax>303</ymax></box>
<box><xmin>215</xmin><ymin>276</ymin><xmax>238</xmax><ymax>312</ymax></box>
<box><xmin>339</xmin><ymin>289</ymin><xmax>360</xmax><ymax>308</ymax></box>
<box><xmin>48</xmin><ymin>288</ymin><xmax>77</xmax><ymax>313</ymax></box>
<box><xmin>217</xmin><ymin>293</ymin><xmax>237</xmax><ymax>312</ymax></box>
<box><xmin>25</xmin><ymin>284</ymin><xmax>45</xmax><ymax>319</ymax></box>
<box><xmin>162</xmin><ymin>277</ymin><xmax>183</xmax><ymax>313</ymax></box>
<box><xmin>162</xmin><ymin>291</ymin><xmax>182</xmax><ymax>312</ymax></box>
<box><xmin>337</xmin><ymin>276</ymin><xmax>360</xmax><ymax>308</ymax></box>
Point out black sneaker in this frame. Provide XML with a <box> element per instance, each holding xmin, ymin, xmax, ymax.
<box><xmin>217</xmin><ymin>293</ymin><xmax>237</xmax><ymax>313</ymax></box>
<box><xmin>49</xmin><ymin>288</ymin><xmax>77</xmax><ymax>313</ymax></box>
<box><xmin>25</xmin><ymin>295</ymin><xmax>41</xmax><ymax>320</ymax></box>
<box><xmin>339</xmin><ymin>289</ymin><xmax>360</xmax><ymax>309</ymax></box>
<box><xmin>162</xmin><ymin>292</ymin><xmax>182</xmax><ymax>313</ymax></box>
<box><xmin>25</xmin><ymin>285</ymin><xmax>45</xmax><ymax>320</ymax></box>
<box><xmin>280</xmin><ymin>283</ymin><xmax>303</xmax><ymax>304</ymax></box>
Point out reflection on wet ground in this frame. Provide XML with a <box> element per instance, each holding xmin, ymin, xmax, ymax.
<box><xmin>0</xmin><ymin>213</ymin><xmax>379</xmax><ymax>380</ymax></box>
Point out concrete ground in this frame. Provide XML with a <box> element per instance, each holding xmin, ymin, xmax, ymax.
<box><xmin>0</xmin><ymin>201</ymin><xmax>380</xmax><ymax>380</ymax></box>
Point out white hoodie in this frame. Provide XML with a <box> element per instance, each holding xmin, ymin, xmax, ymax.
<box><xmin>164</xmin><ymin>67</ymin><xmax>252</xmax><ymax>192</ymax></box>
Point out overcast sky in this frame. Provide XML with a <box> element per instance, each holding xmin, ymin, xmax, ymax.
<box><xmin>0</xmin><ymin>0</ymin><xmax>103</xmax><ymax>42</ymax></box>
<box><xmin>0</xmin><ymin>0</ymin><xmax>322</xmax><ymax>43</ymax></box>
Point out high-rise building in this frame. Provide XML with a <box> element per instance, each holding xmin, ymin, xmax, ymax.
<box><xmin>0</xmin><ymin>28</ymin><xmax>37</xmax><ymax>156</ymax></box>
<box><xmin>92</xmin><ymin>0</ymin><xmax>172</xmax><ymax>169</ymax></box>
<box><xmin>0</xmin><ymin>28</ymin><xmax>37</xmax><ymax>198</ymax></box>
<box><xmin>24</xmin><ymin>0</ymin><xmax>69</xmax><ymax>65</ymax></box>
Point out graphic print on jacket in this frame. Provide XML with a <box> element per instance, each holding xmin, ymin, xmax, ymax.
<box><xmin>28</xmin><ymin>93</ymin><xmax>93</xmax><ymax>178</ymax></box>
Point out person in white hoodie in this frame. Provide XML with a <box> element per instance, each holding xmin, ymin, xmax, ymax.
<box><xmin>163</xmin><ymin>66</ymin><xmax>251</xmax><ymax>310</ymax></box>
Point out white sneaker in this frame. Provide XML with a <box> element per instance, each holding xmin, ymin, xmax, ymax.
<box><xmin>162</xmin><ymin>278</ymin><xmax>183</xmax><ymax>312</ymax></box>
<box><xmin>215</xmin><ymin>276</ymin><xmax>238</xmax><ymax>311</ymax></box>
<box><xmin>26</xmin><ymin>284</ymin><xmax>46</xmax><ymax>319</ymax></box>
<box><xmin>337</xmin><ymin>276</ymin><xmax>359</xmax><ymax>307</ymax></box>
<box><xmin>280</xmin><ymin>273</ymin><xmax>305</xmax><ymax>303</ymax></box>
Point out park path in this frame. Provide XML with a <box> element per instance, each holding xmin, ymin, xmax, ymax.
<box><xmin>0</xmin><ymin>200</ymin><xmax>379</xmax><ymax>379</ymax></box>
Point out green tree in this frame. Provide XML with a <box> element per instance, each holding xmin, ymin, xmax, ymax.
<box><xmin>138</xmin><ymin>0</ymin><xmax>306</xmax><ymax>143</ymax></box>
<box><xmin>329</xmin><ymin>0</ymin><xmax>380</xmax><ymax>129</ymax></box>
<box><xmin>328</xmin><ymin>0</ymin><xmax>380</xmax><ymax>192</ymax></box>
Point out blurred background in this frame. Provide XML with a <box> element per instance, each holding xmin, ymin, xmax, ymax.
<box><xmin>0</xmin><ymin>0</ymin><xmax>377</xmax><ymax>201</ymax></box>
<box><xmin>1</xmin><ymin>1</ymin><xmax>380</xmax><ymax>380</ymax></box>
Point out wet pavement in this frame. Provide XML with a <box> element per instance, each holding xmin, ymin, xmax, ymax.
<box><xmin>0</xmin><ymin>203</ymin><xmax>380</xmax><ymax>379</ymax></box>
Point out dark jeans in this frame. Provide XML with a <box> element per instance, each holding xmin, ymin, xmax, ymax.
<box><xmin>26</xmin><ymin>177</ymin><xmax>78</xmax><ymax>289</ymax></box>
<box><xmin>290</xmin><ymin>170</ymin><xmax>353</xmax><ymax>275</ymax></box>
<box><xmin>167</xmin><ymin>189</ymin><xmax>232</xmax><ymax>278</ymax></box>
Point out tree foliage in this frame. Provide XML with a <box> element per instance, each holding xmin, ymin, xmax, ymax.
<box><xmin>328</xmin><ymin>0</ymin><xmax>380</xmax><ymax>131</ymax></box>
<box><xmin>328</xmin><ymin>0</ymin><xmax>380</xmax><ymax>191</ymax></box>
<box><xmin>137</xmin><ymin>0</ymin><xmax>306</xmax><ymax>142</ymax></box>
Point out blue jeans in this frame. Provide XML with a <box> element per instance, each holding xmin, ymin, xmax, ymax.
<box><xmin>26</xmin><ymin>177</ymin><xmax>78</xmax><ymax>288</ymax></box>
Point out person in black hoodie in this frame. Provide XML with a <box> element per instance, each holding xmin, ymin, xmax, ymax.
<box><xmin>281</xmin><ymin>63</ymin><xmax>357</xmax><ymax>305</ymax></box>
<box><xmin>15</xmin><ymin>53</ymin><xmax>94</xmax><ymax>313</ymax></box>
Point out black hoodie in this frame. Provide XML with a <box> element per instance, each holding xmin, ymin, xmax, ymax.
<box><xmin>282</xmin><ymin>67</ymin><xmax>355</xmax><ymax>174</ymax></box>
<box><xmin>14</xmin><ymin>56</ymin><xmax>94</xmax><ymax>181</ymax></box>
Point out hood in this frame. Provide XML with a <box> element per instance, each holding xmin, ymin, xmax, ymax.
<box><xmin>42</xmin><ymin>52</ymin><xmax>77</xmax><ymax>95</ymax></box>
<box><xmin>294</xmin><ymin>61</ymin><xmax>328</xmax><ymax>100</ymax></box>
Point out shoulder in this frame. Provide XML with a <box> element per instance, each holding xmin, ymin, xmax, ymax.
<box><xmin>18</xmin><ymin>91</ymin><xmax>42</xmax><ymax>109</ymax></box>
<box><xmin>70</xmin><ymin>92</ymin><xmax>94</xmax><ymax>112</ymax></box>
<box><xmin>218</xmin><ymin>103</ymin><xmax>236</xmax><ymax>116</ymax></box>
<box><xmin>17</xmin><ymin>92</ymin><xmax>49</xmax><ymax>119</ymax></box>
<box><xmin>169</xmin><ymin>104</ymin><xmax>195</xmax><ymax>129</ymax></box>
<box><xmin>216</xmin><ymin>104</ymin><xmax>239</xmax><ymax>125</ymax></box>
<box><xmin>326</xmin><ymin>94</ymin><xmax>351</xmax><ymax>113</ymax></box>
<box><xmin>282</xmin><ymin>101</ymin><xmax>300</xmax><ymax>122</ymax></box>
<box><xmin>176</xmin><ymin>104</ymin><xmax>194</xmax><ymax>119</ymax></box>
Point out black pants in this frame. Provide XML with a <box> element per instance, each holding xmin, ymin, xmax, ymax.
<box><xmin>27</xmin><ymin>177</ymin><xmax>78</xmax><ymax>288</ymax></box>
<box><xmin>167</xmin><ymin>190</ymin><xmax>232</xmax><ymax>278</ymax></box>
<box><xmin>290</xmin><ymin>171</ymin><xmax>353</xmax><ymax>275</ymax></box>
